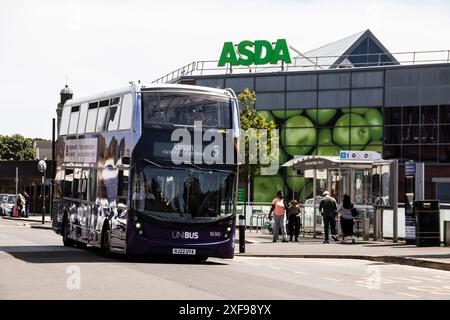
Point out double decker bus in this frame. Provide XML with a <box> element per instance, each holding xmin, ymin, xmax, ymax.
<box><xmin>52</xmin><ymin>84</ymin><xmax>240</xmax><ymax>260</ymax></box>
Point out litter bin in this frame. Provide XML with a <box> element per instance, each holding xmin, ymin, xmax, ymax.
<box><xmin>414</xmin><ymin>200</ymin><xmax>440</xmax><ymax>247</ymax></box>
<box><xmin>444</xmin><ymin>221</ymin><xmax>450</xmax><ymax>247</ymax></box>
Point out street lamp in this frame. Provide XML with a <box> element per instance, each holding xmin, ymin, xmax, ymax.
<box><xmin>38</xmin><ymin>160</ymin><xmax>47</xmax><ymax>224</ymax></box>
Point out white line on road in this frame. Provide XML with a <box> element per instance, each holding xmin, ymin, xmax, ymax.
<box><xmin>396</xmin><ymin>292</ymin><xmax>420</xmax><ymax>298</ymax></box>
<box><xmin>294</xmin><ymin>271</ymin><xmax>309</xmax><ymax>276</ymax></box>
<box><xmin>269</xmin><ymin>266</ymin><xmax>282</xmax><ymax>270</ymax></box>
<box><xmin>322</xmin><ymin>277</ymin><xmax>342</xmax><ymax>282</ymax></box>
<box><xmin>411</xmin><ymin>276</ymin><xmax>445</xmax><ymax>283</ymax></box>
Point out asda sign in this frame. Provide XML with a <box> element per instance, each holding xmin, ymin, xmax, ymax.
<box><xmin>218</xmin><ymin>39</ymin><xmax>292</xmax><ymax>67</ymax></box>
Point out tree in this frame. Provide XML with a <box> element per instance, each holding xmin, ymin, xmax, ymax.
<box><xmin>238</xmin><ymin>88</ymin><xmax>277</xmax><ymax>205</ymax></box>
<box><xmin>0</xmin><ymin>134</ymin><xmax>35</xmax><ymax>160</ymax></box>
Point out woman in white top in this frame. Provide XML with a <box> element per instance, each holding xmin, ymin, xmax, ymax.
<box><xmin>339</xmin><ymin>194</ymin><xmax>355</xmax><ymax>244</ymax></box>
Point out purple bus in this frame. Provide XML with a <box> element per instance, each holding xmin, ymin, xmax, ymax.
<box><xmin>53</xmin><ymin>84</ymin><xmax>240</xmax><ymax>261</ymax></box>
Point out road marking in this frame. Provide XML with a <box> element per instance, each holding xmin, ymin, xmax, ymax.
<box><xmin>294</xmin><ymin>271</ymin><xmax>309</xmax><ymax>276</ymax></box>
<box><xmin>269</xmin><ymin>266</ymin><xmax>281</xmax><ymax>270</ymax></box>
<box><xmin>322</xmin><ymin>277</ymin><xmax>342</xmax><ymax>282</ymax></box>
<box><xmin>396</xmin><ymin>292</ymin><xmax>420</xmax><ymax>298</ymax></box>
<box><xmin>411</xmin><ymin>276</ymin><xmax>444</xmax><ymax>283</ymax></box>
<box><xmin>388</xmin><ymin>277</ymin><xmax>422</xmax><ymax>283</ymax></box>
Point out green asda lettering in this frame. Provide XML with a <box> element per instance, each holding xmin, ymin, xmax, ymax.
<box><xmin>218</xmin><ymin>39</ymin><xmax>292</xmax><ymax>67</ymax></box>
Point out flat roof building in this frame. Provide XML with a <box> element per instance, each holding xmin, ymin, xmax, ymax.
<box><xmin>155</xmin><ymin>30</ymin><xmax>450</xmax><ymax>204</ymax></box>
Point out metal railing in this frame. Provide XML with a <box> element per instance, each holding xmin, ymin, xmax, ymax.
<box><xmin>152</xmin><ymin>49</ymin><xmax>450</xmax><ymax>84</ymax></box>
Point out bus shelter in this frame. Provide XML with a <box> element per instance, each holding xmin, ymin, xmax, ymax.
<box><xmin>282</xmin><ymin>153</ymin><xmax>399</xmax><ymax>242</ymax></box>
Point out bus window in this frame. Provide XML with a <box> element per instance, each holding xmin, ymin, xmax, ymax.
<box><xmin>89</xmin><ymin>169</ymin><xmax>97</xmax><ymax>202</ymax></box>
<box><xmin>96</xmin><ymin>99</ymin><xmax>110</xmax><ymax>132</ymax></box>
<box><xmin>63</xmin><ymin>169</ymin><xmax>74</xmax><ymax>198</ymax></box>
<box><xmin>107</xmin><ymin>105</ymin><xmax>121</xmax><ymax>131</ymax></box>
<box><xmin>68</xmin><ymin>105</ymin><xmax>80</xmax><ymax>135</ymax></box>
<box><xmin>59</xmin><ymin>107</ymin><xmax>71</xmax><ymax>136</ymax></box>
<box><xmin>118</xmin><ymin>169</ymin><xmax>129</xmax><ymax>206</ymax></box>
<box><xmin>80</xmin><ymin>169</ymin><xmax>89</xmax><ymax>201</ymax></box>
<box><xmin>77</xmin><ymin>103</ymin><xmax>89</xmax><ymax>134</ymax></box>
<box><xmin>73</xmin><ymin>168</ymin><xmax>82</xmax><ymax>199</ymax></box>
<box><xmin>85</xmin><ymin>102</ymin><xmax>99</xmax><ymax>133</ymax></box>
<box><xmin>119</xmin><ymin>93</ymin><xmax>133</xmax><ymax>130</ymax></box>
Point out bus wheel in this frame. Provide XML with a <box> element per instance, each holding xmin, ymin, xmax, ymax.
<box><xmin>62</xmin><ymin>215</ymin><xmax>75</xmax><ymax>247</ymax></box>
<box><xmin>101</xmin><ymin>226</ymin><xmax>111</xmax><ymax>256</ymax></box>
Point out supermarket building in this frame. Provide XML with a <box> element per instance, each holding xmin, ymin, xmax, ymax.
<box><xmin>154</xmin><ymin>30</ymin><xmax>450</xmax><ymax>205</ymax></box>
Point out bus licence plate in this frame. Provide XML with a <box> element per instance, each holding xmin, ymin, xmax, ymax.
<box><xmin>172</xmin><ymin>248</ymin><xmax>196</xmax><ymax>255</ymax></box>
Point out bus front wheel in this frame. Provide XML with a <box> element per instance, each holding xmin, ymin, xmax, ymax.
<box><xmin>62</xmin><ymin>215</ymin><xmax>75</xmax><ymax>247</ymax></box>
<box><xmin>101</xmin><ymin>226</ymin><xmax>111</xmax><ymax>256</ymax></box>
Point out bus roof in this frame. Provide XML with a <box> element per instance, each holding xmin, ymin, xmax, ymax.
<box><xmin>63</xmin><ymin>83</ymin><xmax>233</xmax><ymax>107</ymax></box>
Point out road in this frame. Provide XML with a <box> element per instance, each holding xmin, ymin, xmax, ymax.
<box><xmin>1</xmin><ymin>218</ymin><xmax>450</xmax><ymax>300</ymax></box>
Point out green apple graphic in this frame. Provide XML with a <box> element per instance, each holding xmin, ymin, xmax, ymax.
<box><xmin>285</xmin><ymin>167</ymin><xmax>304</xmax><ymax>193</ymax></box>
<box><xmin>315</xmin><ymin>145</ymin><xmax>341</xmax><ymax>156</ymax></box>
<box><xmin>281</xmin><ymin>116</ymin><xmax>317</xmax><ymax>156</ymax></box>
<box><xmin>365</xmin><ymin>141</ymin><xmax>383</xmax><ymax>153</ymax></box>
<box><xmin>253</xmin><ymin>175</ymin><xmax>286</xmax><ymax>203</ymax></box>
<box><xmin>341</xmin><ymin>108</ymin><xmax>369</xmax><ymax>115</ymax></box>
<box><xmin>364</xmin><ymin>108</ymin><xmax>384</xmax><ymax>141</ymax></box>
<box><xmin>318</xmin><ymin>128</ymin><xmax>333</xmax><ymax>144</ymax></box>
<box><xmin>305</xmin><ymin>109</ymin><xmax>337</xmax><ymax>126</ymax></box>
<box><xmin>272</xmin><ymin>110</ymin><xmax>303</xmax><ymax>119</ymax></box>
<box><xmin>256</xmin><ymin>111</ymin><xmax>275</xmax><ymax>122</ymax></box>
<box><xmin>333</xmin><ymin>114</ymin><xmax>370</xmax><ymax>150</ymax></box>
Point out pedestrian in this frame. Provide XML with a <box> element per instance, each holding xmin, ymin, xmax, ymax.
<box><xmin>22</xmin><ymin>191</ymin><xmax>30</xmax><ymax>218</ymax></box>
<box><xmin>268</xmin><ymin>190</ymin><xmax>288</xmax><ymax>242</ymax></box>
<box><xmin>339</xmin><ymin>194</ymin><xmax>356</xmax><ymax>244</ymax></box>
<box><xmin>16</xmin><ymin>193</ymin><xmax>25</xmax><ymax>217</ymax></box>
<box><xmin>318</xmin><ymin>191</ymin><xmax>339</xmax><ymax>243</ymax></box>
<box><xmin>288</xmin><ymin>200</ymin><xmax>302</xmax><ymax>242</ymax></box>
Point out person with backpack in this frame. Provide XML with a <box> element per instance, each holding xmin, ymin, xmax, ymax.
<box><xmin>268</xmin><ymin>190</ymin><xmax>289</xmax><ymax>243</ymax></box>
<box><xmin>339</xmin><ymin>194</ymin><xmax>357</xmax><ymax>244</ymax></box>
<box><xmin>319</xmin><ymin>191</ymin><xmax>339</xmax><ymax>243</ymax></box>
<box><xmin>288</xmin><ymin>200</ymin><xmax>302</xmax><ymax>242</ymax></box>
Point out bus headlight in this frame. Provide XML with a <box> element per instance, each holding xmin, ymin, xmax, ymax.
<box><xmin>224</xmin><ymin>227</ymin><xmax>232</xmax><ymax>239</ymax></box>
<box><xmin>135</xmin><ymin>222</ymin><xmax>142</xmax><ymax>229</ymax></box>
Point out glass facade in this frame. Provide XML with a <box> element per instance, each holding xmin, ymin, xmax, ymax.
<box><xmin>384</xmin><ymin>105</ymin><xmax>450</xmax><ymax>163</ymax></box>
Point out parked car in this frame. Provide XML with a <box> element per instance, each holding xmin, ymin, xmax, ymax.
<box><xmin>1</xmin><ymin>195</ymin><xmax>17</xmax><ymax>216</ymax></box>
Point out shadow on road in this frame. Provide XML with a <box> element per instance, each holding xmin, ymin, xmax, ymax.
<box><xmin>0</xmin><ymin>245</ymin><xmax>227</xmax><ymax>265</ymax></box>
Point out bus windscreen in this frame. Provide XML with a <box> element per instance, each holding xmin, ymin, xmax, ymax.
<box><xmin>131</xmin><ymin>163</ymin><xmax>235</xmax><ymax>222</ymax></box>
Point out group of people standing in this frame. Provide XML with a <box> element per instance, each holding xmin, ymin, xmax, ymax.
<box><xmin>14</xmin><ymin>191</ymin><xmax>30</xmax><ymax>218</ymax></box>
<box><xmin>268</xmin><ymin>190</ymin><xmax>358</xmax><ymax>244</ymax></box>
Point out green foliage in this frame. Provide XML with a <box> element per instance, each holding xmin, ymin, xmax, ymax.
<box><xmin>238</xmin><ymin>88</ymin><xmax>277</xmax><ymax>185</ymax></box>
<box><xmin>0</xmin><ymin>134</ymin><xmax>35</xmax><ymax>160</ymax></box>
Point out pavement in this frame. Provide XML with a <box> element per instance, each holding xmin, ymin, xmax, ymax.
<box><xmin>1</xmin><ymin>214</ymin><xmax>52</xmax><ymax>229</ymax></box>
<box><xmin>236</xmin><ymin>230</ymin><xmax>450</xmax><ymax>271</ymax></box>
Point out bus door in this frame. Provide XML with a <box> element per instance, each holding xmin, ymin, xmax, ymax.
<box><xmin>110</xmin><ymin>168</ymin><xmax>129</xmax><ymax>249</ymax></box>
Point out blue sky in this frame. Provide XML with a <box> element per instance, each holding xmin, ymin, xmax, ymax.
<box><xmin>1</xmin><ymin>0</ymin><xmax>450</xmax><ymax>139</ymax></box>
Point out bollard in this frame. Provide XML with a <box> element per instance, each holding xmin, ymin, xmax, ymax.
<box><xmin>445</xmin><ymin>221</ymin><xmax>450</xmax><ymax>247</ymax></box>
<box><xmin>239</xmin><ymin>215</ymin><xmax>245</xmax><ymax>253</ymax></box>
<box><xmin>363</xmin><ymin>218</ymin><xmax>370</xmax><ymax>241</ymax></box>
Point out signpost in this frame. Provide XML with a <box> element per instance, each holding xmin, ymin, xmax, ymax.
<box><xmin>38</xmin><ymin>160</ymin><xmax>47</xmax><ymax>224</ymax></box>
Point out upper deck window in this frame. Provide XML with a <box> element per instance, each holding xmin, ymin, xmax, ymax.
<box><xmin>85</xmin><ymin>102</ymin><xmax>99</xmax><ymax>133</ymax></box>
<box><xmin>77</xmin><ymin>103</ymin><xmax>89</xmax><ymax>134</ymax></box>
<box><xmin>96</xmin><ymin>100</ymin><xmax>110</xmax><ymax>132</ymax></box>
<box><xmin>119</xmin><ymin>93</ymin><xmax>133</xmax><ymax>130</ymax></box>
<box><xmin>142</xmin><ymin>92</ymin><xmax>231</xmax><ymax>129</ymax></box>
<box><xmin>68</xmin><ymin>105</ymin><xmax>80</xmax><ymax>135</ymax></box>
<box><xmin>59</xmin><ymin>107</ymin><xmax>71</xmax><ymax>136</ymax></box>
<box><xmin>106</xmin><ymin>97</ymin><xmax>121</xmax><ymax>131</ymax></box>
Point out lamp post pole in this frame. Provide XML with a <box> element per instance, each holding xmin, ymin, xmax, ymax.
<box><xmin>38</xmin><ymin>160</ymin><xmax>47</xmax><ymax>225</ymax></box>
<box><xmin>42</xmin><ymin>167</ymin><xmax>46</xmax><ymax>225</ymax></box>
